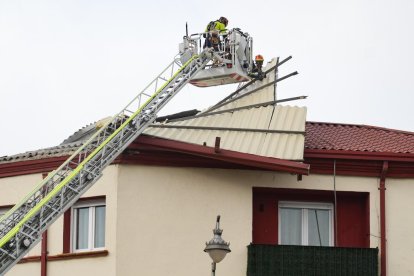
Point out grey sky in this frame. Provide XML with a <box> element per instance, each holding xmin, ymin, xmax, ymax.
<box><xmin>1</xmin><ymin>0</ymin><xmax>413</xmax><ymax>156</ymax></box>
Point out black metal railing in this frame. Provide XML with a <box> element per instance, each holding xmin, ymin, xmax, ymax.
<box><xmin>247</xmin><ymin>244</ymin><xmax>378</xmax><ymax>276</ymax></box>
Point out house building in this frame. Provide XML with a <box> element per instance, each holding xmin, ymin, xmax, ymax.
<box><xmin>1</xmin><ymin>59</ymin><xmax>414</xmax><ymax>275</ymax></box>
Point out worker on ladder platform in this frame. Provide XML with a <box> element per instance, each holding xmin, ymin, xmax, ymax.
<box><xmin>249</xmin><ymin>55</ymin><xmax>266</xmax><ymax>80</ymax></box>
<box><xmin>203</xmin><ymin>17</ymin><xmax>228</xmax><ymax>51</ymax></box>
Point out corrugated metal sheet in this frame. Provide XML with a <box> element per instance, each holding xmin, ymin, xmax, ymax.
<box><xmin>145</xmin><ymin>104</ymin><xmax>307</xmax><ymax>161</ymax></box>
<box><xmin>144</xmin><ymin>58</ymin><xmax>307</xmax><ymax>161</ymax></box>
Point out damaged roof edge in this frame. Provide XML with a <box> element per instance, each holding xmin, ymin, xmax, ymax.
<box><xmin>135</xmin><ymin>136</ymin><xmax>310</xmax><ymax>175</ymax></box>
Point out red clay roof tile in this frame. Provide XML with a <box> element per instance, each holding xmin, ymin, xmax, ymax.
<box><xmin>305</xmin><ymin>122</ymin><xmax>414</xmax><ymax>154</ymax></box>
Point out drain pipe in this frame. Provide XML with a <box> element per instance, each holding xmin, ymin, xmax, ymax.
<box><xmin>333</xmin><ymin>160</ymin><xmax>338</xmax><ymax>246</ymax></box>
<box><xmin>379</xmin><ymin>161</ymin><xmax>388</xmax><ymax>276</ymax></box>
<box><xmin>41</xmin><ymin>231</ymin><xmax>48</xmax><ymax>276</ymax></box>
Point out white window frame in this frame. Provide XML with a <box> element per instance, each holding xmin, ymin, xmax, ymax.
<box><xmin>71</xmin><ymin>199</ymin><xmax>106</xmax><ymax>252</ymax></box>
<box><xmin>278</xmin><ymin>201</ymin><xmax>334</xmax><ymax>246</ymax></box>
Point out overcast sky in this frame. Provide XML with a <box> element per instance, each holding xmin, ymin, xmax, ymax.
<box><xmin>1</xmin><ymin>0</ymin><xmax>413</xmax><ymax>156</ymax></box>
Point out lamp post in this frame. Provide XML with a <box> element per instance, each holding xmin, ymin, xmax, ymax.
<box><xmin>204</xmin><ymin>215</ymin><xmax>231</xmax><ymax>276</ymax></box>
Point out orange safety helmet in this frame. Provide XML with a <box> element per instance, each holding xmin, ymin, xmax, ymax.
<box><xmin>255</xmin><ymin>55</ymin><xmax>264</xmax><ymax>62</ymax></box>
<box><xmin>219</xmin><ymin>17</ymin><xmax>228</xmax><ymax>27</ymax></box>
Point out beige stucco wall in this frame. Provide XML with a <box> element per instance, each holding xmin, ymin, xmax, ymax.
<box><xmin>116</xmin><ymin>165</ymin><xmax>252</xmax><ymax>276</ymax></box>
<box><xmin>3</xmin><ymin>163</ymin><xmax>414</xmax><ymax>275</ymax></box>
<box><xmin>115</xmin><ymin>165</ymin><xmax>382</xmax><ymax>276</ymax></box>
<box><xmin>386</xmin><ymin>178</ymin><xmax>414</xmax><ymax>276</ymax></box>
<box><xmin>4</xmin><ymin>165</ymin><xmax>119</xmax><ymax>276</ymax></box>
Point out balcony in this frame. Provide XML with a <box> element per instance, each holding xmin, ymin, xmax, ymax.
<box><xmin>247</xmin><ymin>244</ymin><xmax>378</xmax><ymax>276</ymax></box>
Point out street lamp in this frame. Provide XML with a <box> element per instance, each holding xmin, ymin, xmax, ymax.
<box><xmin>204</xmin><ymin>215</ymin><xmax>231</xmax><ymax>276</ymax></box>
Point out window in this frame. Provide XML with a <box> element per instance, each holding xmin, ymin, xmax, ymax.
<box><xmin>72</xmin><ymin>199</ymin><xmax>106</xmax><ymax>252</ymax></box>
<box><xmin>278</xmin><ymin>201</ymin><xmax>333</xmax><ymax>246</ymax></box>
<box><xmin>0</xmin><ymin>207</ymin><xmax>11</xmax><ymax>232</ymax></box>
<box><xmin>253</xmin><ymin>188</ymin><xmax>369</xmax><ymax>247</ymax></box>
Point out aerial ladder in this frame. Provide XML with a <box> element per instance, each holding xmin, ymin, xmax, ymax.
<box><xmin>0</xmin><ymin>28</ymin><xmax>255</xmax><ymax>274</ymax></box>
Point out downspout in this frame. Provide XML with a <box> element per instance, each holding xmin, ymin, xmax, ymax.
<box><xmin>379</xmin><ymin>161</ymin><xmax>388</xmax><ymax>276</ymax></box>
<box><xmin>41</xmin><ymin>231</ymin><xmax>48</xmax><ymax>276</ymax></box>
<box><xmin>333</xmin><ymin>160</ymin><xmax>338</xmax><ymax>246</ymax></box>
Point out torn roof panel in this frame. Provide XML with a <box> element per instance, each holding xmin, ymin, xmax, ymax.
<box><xmin>145</xmin><ymin>104</ymin><xmax>307</xmax><ymax>161</ymax></box>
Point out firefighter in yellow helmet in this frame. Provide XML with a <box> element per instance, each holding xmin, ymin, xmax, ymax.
<box><xmin>203</xmin><ymin>17</ymin><xmax>229</xmax><ymax>50</ymax></box>
<box><xmin>249</xmin><ymin>55</ymin><xmax>266</xmax><ymax>80</ymax></box>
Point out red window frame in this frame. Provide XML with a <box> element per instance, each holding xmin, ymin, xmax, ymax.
<box><xmin>253</xmin><ymin>187</ymin><xmax>370</xmax><ymax>248</ymax></box>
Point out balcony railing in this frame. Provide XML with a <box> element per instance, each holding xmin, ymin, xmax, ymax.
<box><xmin>247</xmin><ymin>244</ymin><xmax>378</xmax><ymax>276</ymax></box>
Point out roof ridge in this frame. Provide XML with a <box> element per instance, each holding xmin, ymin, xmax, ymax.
<box><xmin>306</xmin><ymin>121</ymin><xmax>414</xmax><ymax>136</ymax></box>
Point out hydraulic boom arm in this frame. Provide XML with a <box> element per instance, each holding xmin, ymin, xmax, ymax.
<box><xmin>0</xmin><ymin>50</ymin><xmax>212</xmax><ymax>275</ymax></box>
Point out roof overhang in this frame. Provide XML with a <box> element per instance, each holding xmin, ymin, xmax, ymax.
<box><xmin>0</xmin><ymin>136</ymin><xmax>309</xmax><ymax>178</ymax></box>
<box><xmin>304</xmin><ymin>149</ymin><xmax>414</xmax><ymax>178</ymax></box>
<box><xmin>123</xmin><ymin>136</ymin><xmax>310</xmax><ymax>175</ymax></box>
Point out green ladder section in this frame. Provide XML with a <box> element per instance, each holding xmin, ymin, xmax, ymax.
<box><xmin>0</xmin><ymin>50</ymin><xmax>211</xmax><ymax>275</ymax></box>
